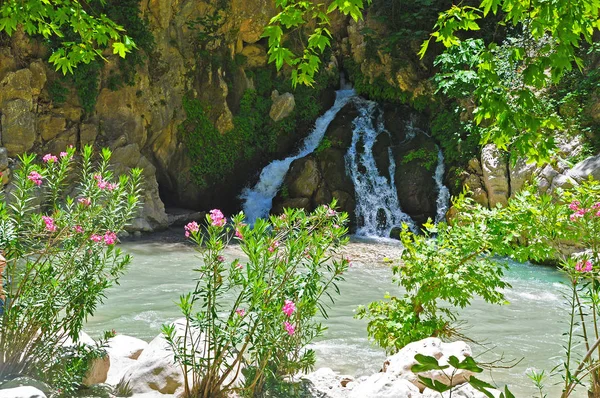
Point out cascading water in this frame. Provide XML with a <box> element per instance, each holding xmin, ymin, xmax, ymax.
<box><xmin>434</xmin><ymin>148</ymin><xmax>451</xmax><ymax>223</ymax></box>
<box><xmin>240</xmin><ymin>88</ymin><xmax>355</xmax><ymax>223</ymax></box>
<box><xmin>345</xmin><ymin>98</ymin><xmax>416</xmax><ymax>237</ymax></box>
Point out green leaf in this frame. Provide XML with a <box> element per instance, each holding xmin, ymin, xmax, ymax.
<box><xmin>411</xmin><ymin>354</ymin><xmax>450</xmax><ymax>372</ymax></box>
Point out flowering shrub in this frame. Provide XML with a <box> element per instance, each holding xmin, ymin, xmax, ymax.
<box><xmin>0</xmin><ymin>146</ymin><xmax>141</xmax><ymax>392</ymax></box>
<box><xmin>162</xmin><ymin>203</ymin><xmax>350</xmax><ymax>397</ymax></box>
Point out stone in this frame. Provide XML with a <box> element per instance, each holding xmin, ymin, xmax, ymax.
<box><xmin>480</xmin><ymin>144</ymin><xmax>509</xmax><ymax>208</ymax></box>
<box><xmin>38</xmin><ymin>115</ymin><xmax>66</xmax><ymax>142</ymax></box>
<box><xmin>0</xmin><ymin>378</ymin><xmax>50</xmax><ymax>396</ymax></box>
<box><xmin>303</xmin><ymin>367</ymin><xmax>355</xmax><ymax>398</ymax></box>
<box><xmin>1</xmin><ymin>99</ymin><xmax>36</xmax><ymax>156</ymax></box>
<box><xmin>509</xmin><ymin>157</ymin><xmax>536</xmax><ymax>196</ymax></box>
<box><xmin>239</xmin><ymin>18</ymin><xmax>266</xmax><ymax>44</ymax></box>
<box><xmin>61</xmin><ymin>331</ymin><xmax>110</xmax><ymax>386</ymax></box>
<box><xmin>349</xmin><ymin>373</ymin><xmax>422</xmax><ymax>398</ymax></box>
<box><xmin>240</xmin><ymin>44</ymin><xmax>267</xmax><ymax>68</ymax></box>
<box><xmin>269</xmin><ymin>91</ymin><xmax>295</xmax><ymax>122</ymax></box>
<box><xmin>0</xmin><ymin>147</ymin><xmax>8</xmax><ymax>170</ymax></box>
<box><xmin>28</xmin><ymin>61</ymin><xmax>46</xmax><ymax>97</ymax></box>
<box><xmin>79</xmin><ymin>123</ymin><xmax>98</xmax><ymax>147</ymax></box>
<box><xmin>287</xmin><ymin>157</ymin><xmax>320</xmax><ymax>198</ymax></box>
<box><xmin>0</xmin><ymin>387</ymin><xmax>47</xmax><ymax>398</ymax></box>
<box><xmin>383</xmin><ymin>337</ymin><xmax>474</xmax><ymax>392</ymax></box>
<box><xmin>0</xmin><ymin>69</ymin><xmax>33</xmax><ymax>104</ymax></box>
<box><xmin>564</xmin><ymin>155</ymin><xmax>600</xmax><ymax>183</ymax></box>
<box><xmin>107</xmin><ymin>335</ymin><xmax>148</xmax><ymax>360</ymax></box>
<box><xmin>423</xmin><ymin>384</ymin><xmax>501</xmax><ymax>398</ymax></box>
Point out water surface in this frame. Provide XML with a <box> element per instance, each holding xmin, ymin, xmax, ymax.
<box><xmin>86</xmin><ymin>238</ymin><xmax>580</xmax><ymax>397</ymax></box>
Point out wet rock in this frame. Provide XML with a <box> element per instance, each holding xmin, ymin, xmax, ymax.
<box><xmin>269</xmin><ymin>91</ymin><xmax>295</xmax><ymax>122</ymax></box>
<box><xmin>287</xmin><ymin>157</ymin><xmax>321</xmax><ymax>198</ymax></box>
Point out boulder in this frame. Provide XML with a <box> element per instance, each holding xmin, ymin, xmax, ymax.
<box><xmin>480</xmin><ymin>144</ymin><xmax>509</xmax><ymax>207</ymax></box>
<box><xmin>1</xmin><ymin>99</ymin><xmax>36</xmax><ymax>156</ymax></box>
<box><xmin>240</xmin><ymin>44</ymin><xmax>267</xmax><ymax>68</ymax></box>
<box><xmin>509</xmin><ymin>158</ymin><xmax>536</xmax><ymax>196</ymax></box>
<box><xmin>0</xmin><ymin>387</ymin><xmax>46</xmax><ymax>398</ymax></box>
<box><xmin>269</xmin><ymin>91</ymin><xmax>296</xmax><ymax>122</ymax></box>
<box><xmin>302</xmin><ymin>367</ymin><xmax>355</xmax><ymax>398</ymax></box>
<box><xmin>423</xmin><ymin>383</ymin><xmax>502</xmax><ymax>398</ymax></box>
<box><xmin>348</xmin><ymin>373</ymin><xmax>422</xmax><ymax>398</ymax></box>
<box><xmin>0</xmin><ymin>378</ymin><xmax>49</xmax><ymax>396</ymax></box>
<box><xmin>383</xmin><ymin>337</ymin><xmax>474</xmax><ymax>391</ymax></box>
<box><xmin>287</xmin><ymin>157</ymin><xmax>320</xmax><ymax>198</ymax></box>
<box><xmin>107</xmin><ymin>335</ymin><xmax>148</xmax><ymax>360</ymax></box>
<box><xmin>61</xmin><ymin>331</ymin><xmax>110</xmax><ymax>386</ymax></box>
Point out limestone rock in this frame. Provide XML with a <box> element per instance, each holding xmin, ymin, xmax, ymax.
<box><xmin>38</xmin><ymin>115</ymin><xmax>66</xmax><ymax>142</ymax></box>
<box><xmin>240</xmin><ymin>44</ymin><xmax>267</xmax><ymax>68</ymax></box>
<box><xmin>0</xmin><ymin>69</ymin><xmax>33</xmax><ymax>104</ymax></box>
<box><xmin>82</xmin><ymin>355</ymin><xmax>110</xmax><ymax>386</ymax></box>
<box><xmin>509</xmin><ymin>157</ymin><xmax>536</xmax><ymax>196</ymax></box>
<box><xmin>349</xmin><ymin>373</ymin><xmax>422</xmax><ymax>398</ymax></box>
<box><xmin>384</xmin><ymin>337</ymin><xmax>474</xmax><ymax>391</ymax></box>
<box><xmin>0</xmin><ymin>378</ymin><xmax>49</xmax><ymax>396</ymax></box>
<box><xmin>1</xmin><ymin>99</ymin><xmax>36</xmax><ymax>156</ymax></box>
<box><xmin>423</xmin><ymin>384</ymin><xmax>501</xmax><ymax>398</ymax></box>
<box><xmin>481</xmin><ymin>144</ymin><xmax>509</xmax><ymax>208</ymax></box>
<box><xmin>303</xmin><ymin>367</ymin><xmax>355</xmax><ymax>398</ymax></box>
<box><xmin>269</xmin><ymin>91</ymin><xmax>295</xmax><ymax>122</ymax></box>
<box><xmin>107</xmin><ymin>335</ymin><xmax>148</xmax><ymax>360</ymax></box>
<box><xmin>0</xmin><ymin>387</ymin><xmax>47</xmax><ymax>398</ymax></box>
<box><xmin>287</xmin><ymin>157</ymin><xmax>320</xmax><ymax>198</ymax></box>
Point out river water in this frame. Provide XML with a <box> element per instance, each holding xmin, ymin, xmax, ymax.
<box><xmin>86</xmin><ymin>236</ymin><xmax>579</xmax><ymax>397</ymax></box>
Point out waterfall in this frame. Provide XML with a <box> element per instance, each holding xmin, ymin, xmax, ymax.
<box><xmin>240</xmin><ymin>89</ymin><xmax>355</xmax><ymax>223</ymax></box>
<box><xmin>434</xmin><ymin>148</ymin><xmax>450</xmax><ymax>223</ymax></box>
<box><xmin>345</xmin><ymin>98</ymin><xmax>416</xmax><ymax>237</ymax></box>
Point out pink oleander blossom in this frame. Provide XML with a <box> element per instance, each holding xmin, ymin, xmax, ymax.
<box><xmin>569</xmin><ymin>201</ymin><xmax>581</xmax><ymax>211</ymax></box>
<box><xmin>236</xmin><ymin>263</ymin><xmax>244</xmax><ymax>269</ymax></box>
<box><xmin>570</xmin><ymin>208</ymin><xmax>587</xmax><ymax>221</ymax></box>
<box><xmin>217</xmin><ymin>255</ymin><xmax>225</xmax><ymax>262</ymax></box>
<box><xmin>78</xmin><ymin>197</ymin><xmax>92</xmax><ymax>206</ymax></box>
<box><xmin>268</xmin><ymin>241</ymin><xmax>280</xmax><ymax>253</ymax></box>
<box><xmin>104</xmin><ymin>231</ymin><xmax>117</xmax><ymax>245</ymax></box>
<box><xmin>325</xmin><ymin>206</ymin><xmax>337</xmax><ymax>217</ymax></box>
<box><xmin>282</xmin><ymin>300</ymin><xmax>296</xmax><ymax>317</ymax></box>
<box><xmin>576</xmin><ymin>260</ymin><xmax>593</xmax><ymax>273</ymax></box>
<box><xmin>27</xmin><ymin>171</ymin><xmax>43</xmax><ymax>186</ymax></box>
<box><xmin>43</xmin><ymin>154</ymin><xmax>58</xmax><ymax>163</ymax></box>
<box><xmin>236</xmin><ymin>308</ymin><xmax>246</xmax><ymax>317</ymax></box>
<box><xmin>184</xmin><ymin>221</ymin><xmax>199</xmax><ymax>238</ymax></box>
<box><xmin>593</xmin><ymin>202</ymin><xmax>600</xmax><ymax>210</ymax></box>
<box><xmin>209</xmin><ymin>209</ymin><xmax>226</xmax><ymax>227</ymax></box>
<box><xmin>73</xmin><ymin>225</ymin><xmax>84</xmax><ymax>233</ymax></box>
<box><xmin>90</xmin><ymin>234</ymin><xmax>103</xmax><ymax>243</ymax></box>
<box><xmin>235</xmin><ymin>227</ymin><xmax>243</xmax><ymax>239</ymax></box>
<box><xmin>42</xmin><ymin>216</ymin><xmax>56</xmax><ymax>232</ymax></box>
<box><xmin>59</xmin><ymin>151</ymin><xmax>68</xmax><ymax>158</ymax></box>
<box><xmin>284</xmin><ymin>321</ymin><xmax>295</xmax><ymax>336</ymax></box>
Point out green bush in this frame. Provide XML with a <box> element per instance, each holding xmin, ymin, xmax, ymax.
<box><xmin>0</xmin><ymin>146</ymin><xmax>142</xmax><ymax>394</ymax></box>
<box><xmin>164</xmin><ymin>203</ymin><xmax>350</xmax><ymax>397</ymax></box>
<box><xmin>400</xmin><ymin>148</ymin><xmax>439</xmax><ymax>171</ymax></box>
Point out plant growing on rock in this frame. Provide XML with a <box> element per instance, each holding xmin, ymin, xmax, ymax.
<box><xmin>163</xmin><ymin>203</ymin><xmax>350</xmax><ymax>397</ymax></box>
<box><xmin>0</xmin><ymin>145</ymin><xmax>142</xmax><ymax>392</ymax></box>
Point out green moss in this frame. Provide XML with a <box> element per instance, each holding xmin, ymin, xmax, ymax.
<box><xmin>48</xmin><ymin>80</ymin><xmax>68</xmax><ymax>104</ymax></box>
<box><xmin>315</xmin><ymin>137</ymin><xmax>332</xmax><ymax>155</ymax></box>
<box><xmin>400</xmin><ymin>148</ymin><xmax>438</xmax><ymax>171</ymax></box>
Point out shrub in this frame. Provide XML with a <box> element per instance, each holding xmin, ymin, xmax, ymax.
<box><xmin>0</xmin><ymin>146</ymin><xmax>142</xmax><ymax>392</ymax></box>
<box><xmin>163</xmin><ymin>203</ymin><xmax>350</xmax><ymax>397</ymax></box>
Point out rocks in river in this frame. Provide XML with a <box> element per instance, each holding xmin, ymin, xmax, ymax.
<box><xmin>60</xmin><ymin>331</ymin><xmax>110</xmax><ymax>387</ymax></box>
<box><xmin>269</xmin><ymin>90</ymin><xmax>296</xmax><ymax>122</ymax></box>
<box><xmin>0</xmin><ymin>387</ymin><xmax>47</xmax><ymax>398</ymax></box>
<box><xmin>303</xmin><ymin>338</ymin><xmax>500</xmax><ymax>398</ymax></box>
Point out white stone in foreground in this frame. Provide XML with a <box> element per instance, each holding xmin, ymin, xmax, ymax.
<box><xmin>0</xmin><ymin>387</ymin><xmax>47</xmax><ymax>398</ymax></box>
<box><xmin>108</xmin><ymin>335</ymin><xmax>148</xmax><ymax>360</ymax></box>
<box><xmin>423</xmin><ymin>383</ymin><xmax>502</xmax><ymax>398</ymax></box>
<box><xmin>348</xmin><ymin>373</ymin><xmax>422</xmax><ymax>398</ymax></box>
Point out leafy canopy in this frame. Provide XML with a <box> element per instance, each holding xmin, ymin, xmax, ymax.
<box><xmin>0</xmin><ymin>0</ymin><xmax>135</xmax><ymax>74</ymax></box>
<box><xmin>264</xmin><ymin>0</ymin><xmax>371</xmax><ymax>87</ymax></box>
<box><xmin>420</xmin><ymin>0</ymin><xmax>600</xmax><ymax>162</ymax></box>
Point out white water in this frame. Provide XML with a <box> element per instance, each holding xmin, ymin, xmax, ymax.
<box><xmin>345</xmin><ymin>98</ymin><xmax>416</xmax><ymax>236</ymax></box>
<box><xmin>240</xmin><ymin>89</ymin><xmax>355</xmax><ymax>223</ymax></box>
<box><xmin>434</xmin><ymin>148</ymin><xmax>451</xmax><ymax>223</ymax></box>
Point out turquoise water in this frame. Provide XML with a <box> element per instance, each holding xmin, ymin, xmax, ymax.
<box><xmin>85</xmin><ymin>238</ymin><xmax>580</xmax><ymax>397</ymax></box>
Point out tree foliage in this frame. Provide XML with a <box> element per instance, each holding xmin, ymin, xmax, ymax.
<box><xmin>0</xmin><ymin>0</ymin><xmax>135</xmax><ymax>74</ymax></box>
<box><xmin>420</xmin><ymin>0</ymin><xmax>600</xmax><ymax>162</ymax></box>
<box><xmin>264</xmin><ymin>0</ymin><xmax>370</xmax><ymax>87</ymax></box>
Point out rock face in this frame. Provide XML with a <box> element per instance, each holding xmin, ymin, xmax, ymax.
<box><xmin>480</xmin><ymin>144</ymin><xmax>510</xmax><ymax>208</ymax></box>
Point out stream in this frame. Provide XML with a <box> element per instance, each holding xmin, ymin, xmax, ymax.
<box><xmin>86</xmin><ymin>236</ymin><xmax>576</xmax><ymax>397</ymax></box>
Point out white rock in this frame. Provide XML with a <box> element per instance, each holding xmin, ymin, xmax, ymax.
<box><xmin>481</xmin><ymin>144</ymin><xmax>509</xmax><ymax>208</ymax></box>
<box><xmin>0</xmin><ymin>387</ymin><xmax>46</xmax><ymax>398</ymax></box>
<box><xmin>349</xmin><ymin>373</ymin><xmax>422</xmax><ymax>398</ymax></box>
<box><xmin>423</xmin><ymin>383</ymin><xmax>502</xmax><ymax>398</ymax></box>
<box><xmin>61</xmin><ymin>331</ymin><xmax>109</xmax><ymax>386</ymax></box>
<box><xmin>108</xmin><ymin>335</ymin><xmax>148</xmax><ymax>360</ymax></box>
<box><xmin>383</xmin><ymin>337</ymin><xmax>473</xmax><ymax>391</ymax></box>
<box><xmin>302</xmin><ymin>367</ymin><xmax>355</xmax><ymax>398</ymax></box>
<box><xmin>120</xmin><ymin>318</ymin><xmax>243</xmax><ymax>395</ymax></box>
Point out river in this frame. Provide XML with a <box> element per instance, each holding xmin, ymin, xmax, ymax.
<box><xmin>86</xmin><ymin>235</ymin><xmax>578</xmax><ymax>397</ymax></box>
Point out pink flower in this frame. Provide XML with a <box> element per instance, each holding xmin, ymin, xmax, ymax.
<box><xmin>73</xmin><ymin>225</ymin><xmax>84</xmax><ymax>233</ymax></box>
<box><xmin>282</xmin><ymin>300</ymin><xmax>296</xmax><ymax>317</ymax></box>
<box><xmin>42</xmin><ymin>153</ymin><xmax>58</xmax><ymax>163</ymax></box>
<box><xmin>268</xmin><ymin>241</ymin><xmax>280</xmax><ymax>253</ymax></box>
<box><xmin>324</xmin><ymin>205</ymin><xmax>337</xmax><ymax>217</ymax></box>
<box><xmin>279</xmin><ymin>214</ymin><xmax>287</xmax><ymax>220</ymax></box>
<box><xmin>59</xmin><ymin>151</ymin><xmax>68</xmax><ymax>158</ymax></box>
<box><xmin>284</xmin><ymin>321</ymin><xmax>295</xmax><ymax>336</ymax></box>
<box><xmin>217</xmin><ymin>255</ymin><xmax>225</xmax><ymax>262</ymax></box>
<box><xmin>569</xmin><ymin>201</ymin><xmax>581</xmax><ymax>211</ymax></box>
<box><xmin>236</xmin><ymin>263</ymin><xmax>244</xmax><ymax>269</ymax></box>
<box><xmin>90</xmin><ymin>234</ymin><xmax>103</xmax><ymax>243</ymax></box>
<box><xmin>570</xmin><ymin>208</ymin><xmax>587</xmax><ymax>221</ymax></box>
<box><xmin>576</xmin><ymin>260</ymin><xmax>593</xmax><ymax>272</ymax></box>
<box><xmin>42</xmin><ymin>216</ymin><xmax>56</xmax><ymax>232</ymax></box>
<box><xmin>27</xmin><ymin>171</ymin><xmax>43</xmax><ymax>186</ymax></box>
<box><xmin>236</xmin><ymin>308</ymin><xmax>246</xmax><ymax>317</ymax></box>
<box><xmin>593</xmin><ymin>203</ymin><xmax>600</xmax><ymax>210</ymax></box>
<box><xmin>235</xmin><ymin>228</ymin><xmax>243</xmax><ymax>239</ymax></box>
<box><xmin>104</xmin><ymin>231</ymin><xmax>117</xmax><ymax>245</ymax></box>
<box><xmin>78</xmin><ymin>197</ymin><xmax>91</xmax><ymax>206</ymax></box>
<box><xmin>209</xmin><ymin>209</ymin><xmax>226</xmax><ymax>227</ymax></box>
<box><xmin>597</xmin><ymin>210</ymin><xmax>600</xmax><ymax>217</ymax></box>
<box><xmin>184</xmin><ymin>221</ymin><xmax>199</xmax><ymax>238</ymax></box>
